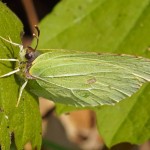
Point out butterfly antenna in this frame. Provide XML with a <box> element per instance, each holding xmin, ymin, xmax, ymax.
<box><xmin>33</xmin><ymin>25</ymin><xmax>40</xmax><ymax>50</ymax></box>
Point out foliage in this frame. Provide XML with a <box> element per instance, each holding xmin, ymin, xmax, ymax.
<box><xmin>0</xmin><ymin>0</ymin><xmax>150</xmax><ymax>149</ymax></box>
<box><xmin>38</xmin><ymin>0</ymin><xmax>150</xmax><ymax>147</ymax></box>
<box><xmin>0</xmin><ymin>2</ymin><xmax>41</xmax><ymax>150</ymax></box>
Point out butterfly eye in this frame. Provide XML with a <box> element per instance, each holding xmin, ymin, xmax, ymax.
<box><xmin>25</xmin><ymin>53</ymin><xmax>33</xmax><ymax>60</ymax></box>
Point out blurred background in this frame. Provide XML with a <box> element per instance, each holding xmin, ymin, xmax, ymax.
<box><xmin>2</xmin><ymin>0</ymin><xmax>150</xmax><ymax>150</ymax></box>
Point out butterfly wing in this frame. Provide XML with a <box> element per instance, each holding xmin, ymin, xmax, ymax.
<box><xmin>29</xmin><ymin>50</ymin><xmax>150</xmax><ymax>107</ymax></box>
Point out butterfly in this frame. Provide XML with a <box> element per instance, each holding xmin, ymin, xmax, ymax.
<box><xmin>0</xmin><ymin>26</ymin><xmax>150</xmax><ymax>107</ymax></box>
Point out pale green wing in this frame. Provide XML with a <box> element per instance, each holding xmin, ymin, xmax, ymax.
<box><xmin>30</xmin><ymin>50</ymin><xmax>150</xmax><ymax>107</ymax></box>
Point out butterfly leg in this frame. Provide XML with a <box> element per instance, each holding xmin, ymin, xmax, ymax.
<box><xmin>0</xmin><ymin>58</ymin><xmax>19</xmax><ymax>62</ymax></box>
<box><xmin>0</xmin><ymin>68</ymin><xmax>20</xmax><ymax>78</ymax></box>
<box><xmin>0</xmin><ymin>36</ymin><xmax>23</xmax><ymax>50</ymax></box>
<box><xmin>16</xmin><ymin>79</ymin><xmax>28</xmax><ymax>107</ymax></box>
<box><xmin>0</xmin><ymin>58</ymin><xmax>20</xmax><ymax>77</ymax></box>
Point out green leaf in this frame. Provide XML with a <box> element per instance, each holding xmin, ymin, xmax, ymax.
<box><xmin>29</xmin><ymin>49</ymin><xmax>150</xmax><ymax>107</ymax></box>
<box><xmin>38</xmin><ymin>0</ymin><xmax>150</xmax><ymax>55</ymax></box>
<box><xmin>0</xmin><ymin>2</ymin><xmax>41</xmax><ymax>150</ymax></box>
<box><xmin>96</xmin><ymin>83</ymin><xmax>150</xmax><ymax>147</ymax></box>
<box><xmin>37</xmin><ymin>0</ymin><xmax>150</xmax><ymax>147</ymax></box>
